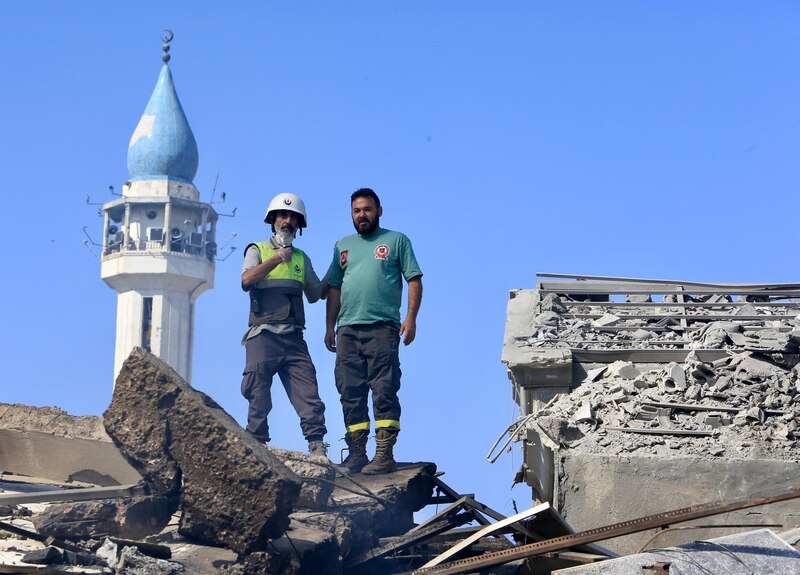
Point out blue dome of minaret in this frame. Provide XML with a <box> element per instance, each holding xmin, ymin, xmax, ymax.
<box><xmin>127</xmin><ymin>36</ymin><xmax>198</xmax><ymax>183</ymax></box>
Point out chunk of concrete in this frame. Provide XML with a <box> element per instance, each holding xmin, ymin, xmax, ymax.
<box><xmin>586</xmin><ymin>367</ymin><xmax>607</xmax><ymax>382</ymax></box>
<box><xmin>104</xmin><ymin>348</ymin><xmax>301</xmax><ymax>554</ymax></box>
<box><xmin>626</xmin><ymin>294</ymin><xmax>652</xmax><ymax>303</ymax></box>
<box><xmin>535</xmin><ymin>311</ymin><xmax>562</xmax><ymax>327</ymax></box>
<box><xmin>116</xmin><ymin>545</ymin><xmax>185</xmax><ymax>575</ymax></box>
<box><xmin>329</xmin><ymin>462</ymin><xmax>436</xmax><ymax>545</ymax></box>
<box><xmin>573</xmin><ymin>402</ymin><xmax>594</xmax><ymax>424</ymax></box>
<box><xmin>255</xmin><ymin>521</ymin><xmax>341</xmax><ymax>575</ymax></box>
<box><xmin>735</xmin><ymin>354</ymin><xmax>785</xmax><ymax>382</ymax></box>
<box><xmin>32</xmin><ymin>496</ymin><xmax>177</xmax><ymax>541</ymax></box>
<box><xmin>593</xmin><ymin>313</ymin><xmax>620</xmax><ymax>327</ymax></box>
<box><xmin>607</xmin><ymin>361</ymin><xmax>640</xmax><ymax>380</ymax></box>
<box><xmin>660</xmin><ymin>363</ymin><xmax>686</xmax><ymax>392</ymax></box>
<box><xmin>541</xmin><ymin>293</ymin><xmax>568</xmax><ymax>314</ymax></box>
<box><xmin>536</xmin><ymin>417</ymin><xmax>584</xmax><ymax>447</ymax></box>
<box><xmin>21</xmin><ymin>546</ymin><xmax>62</xmax><ymax>565</ymax></box>
<box><xmin>271</xmin><ymin>447</ymin><xmax>335</xmax><ymax>510</ymax></box>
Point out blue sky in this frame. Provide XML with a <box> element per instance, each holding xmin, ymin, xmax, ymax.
<box><xmin>2</xmin><ymin>2</ymin><xmax>800</xmax><ymax>517</ymax></box>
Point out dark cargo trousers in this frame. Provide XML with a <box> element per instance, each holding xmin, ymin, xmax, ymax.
<box><xmin>241</xmin><ymin>329</ymin><xmax>327</xmax><ymax>443</ymax></box>
<box><xmin>334</xmin><ymin>322</ymin><xmax>402</xmax><ymax>433</ymax></box>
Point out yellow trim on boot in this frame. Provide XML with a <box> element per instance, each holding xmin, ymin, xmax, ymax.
<box><xmin>375</xmin><ymin>419</ymin><xmax>401</xmax><ymax>430</ymax></box>
<box><xmin>346</xmin><ymin>421</ymin><xmax>371</xmax><ymax>433</ymax></box>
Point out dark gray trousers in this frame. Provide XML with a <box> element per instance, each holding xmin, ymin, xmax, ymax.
<box><xmin>241</xmin><ymin>329</ymin><xmax>327</xmax><ymax>442</ymax></box>
<box><xmin>334</xmin><ymin>322</ymin><xmax>402</xmax><ymax>431</ymax></box>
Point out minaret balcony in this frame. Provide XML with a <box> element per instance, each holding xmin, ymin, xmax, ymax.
<box><xmin>101</xmin><ymin>249</ymin><xmax>214</xmax><ymax>295</ymax></box>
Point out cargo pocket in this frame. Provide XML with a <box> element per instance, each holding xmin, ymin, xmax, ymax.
<box><xmin>241</xmin><ymin>364</ymin><xmax>259</xmax><ymax>400</ymax></box>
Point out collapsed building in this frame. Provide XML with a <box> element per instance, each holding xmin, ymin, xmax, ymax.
<box><xmin>501</xmin><ymin>273</ymin><xmax>800</xmax><ymax>555</ymax></box>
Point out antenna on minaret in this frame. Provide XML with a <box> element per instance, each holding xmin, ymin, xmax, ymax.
<box><xmin>81</xmin><ymin>226</ymin><xmax>100</xmax><ymax>258</ymax></box>
<box><xmin>162</xmin><ymin>29</ymin><xmax>174</xmax><ymax>64</ymax></box>
<box><xmin>83</xmin><ymin>240</ymin><xmax>98</xmax><ymax>258</ymax></box>
<box><xmin>216</xmin><ymin>232</ymin><xmax>238</xmax><ymax>261</ymax></box>
<box><xmin>217</xmin><ymin>247</ymin><xmax>238</xmax><ymax>261</ymax></box>
<box><xmin>87</xmin><ymin>184</ymin><xmax>120</xmax><ymax>206</ymax></box>
<box><xmin>82</xmin><ymin>225</ymin><xmax>101</xmax><ymax>246</ymax></box>
<box><xmin>210</xmin><ymin>172</ymin><xmax>220</xmax><ymax>203</ymax></box>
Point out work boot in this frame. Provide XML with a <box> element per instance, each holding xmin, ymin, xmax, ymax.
<box><xmin>339</xmin><ymin>430</ymin><xmax>369</xmax><ymax>472</ymax></box>
<box><xmin>361</xmin><ymin>429</ymin><xmax>398</xmax><ymax>475</ymax></box>
<box><xmin>308</xmin><ymin>440</ymin><xmax>329</xmax><ymax>458</ymax></box>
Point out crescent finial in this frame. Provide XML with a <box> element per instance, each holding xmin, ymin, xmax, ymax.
<box><xmin>161</xmin><ymin>29</ymin><xmax>174</xmax><ymax>63</ymax></box>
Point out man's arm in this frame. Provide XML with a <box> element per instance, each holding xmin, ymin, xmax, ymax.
<box><xmin>320</xmin><ymin>265</ymin><xmax>331</xmax><ymax>301</ymax></box>
<box><xmin>303</xmin><ymin>254</ymin><xmax>325</xmax><ymax>303</ymax></box>
<box><xmin>241</xmin><ymin>247</ymin><xmax>292</xmax><ymax>290</ymax></box>
<box><xmin>399</xmin><ymin>276</ymin><xmax>423</xmax><ymax>346</ymax></box>
<box><xmin>325</xmin><ymin>287</ymin><xmax>341</xmax><ymax>352</ymax></box>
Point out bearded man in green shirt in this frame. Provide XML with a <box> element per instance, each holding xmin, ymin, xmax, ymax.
<box><xmin>325</xmin><ymin>188</ymin><xmax>423</xmax><ymax>475</ymax></box>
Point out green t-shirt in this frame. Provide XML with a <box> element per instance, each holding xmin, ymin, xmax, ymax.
<box><xmin>327</xmin><ymin>228</ymin><xmax>422</xmax><ymax>327</ymax></box>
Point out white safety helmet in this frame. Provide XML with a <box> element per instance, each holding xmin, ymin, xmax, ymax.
<box><xmin>264</xmin><ymin>193</ymin><xmax>308</xmax><ymax>229</ymax></box>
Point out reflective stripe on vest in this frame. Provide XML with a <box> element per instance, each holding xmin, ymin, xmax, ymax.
<box><xmin>247</xmin><ymin>242</ymin><xmax>307</xmax><ymax>328</ymax></box>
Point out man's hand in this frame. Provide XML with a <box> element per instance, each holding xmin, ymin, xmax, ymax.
<box><xmin>277</xmin><ymin>247</ymin><xmax>293</xmax><ymax>263</ymax></box>
<box><xmin>325</xmin><ymin>328</ymin><xmax>337</xmax><ymax>352</ymax></box>
<box><xmin>399</xmin><ymin>317</ymin><xmax>417</xmax><ymax>346</ymax></box>
<box><xmin>326</xmin><ymin>287</ymin><xmax>342</xmax><ymax>353</ymax></box>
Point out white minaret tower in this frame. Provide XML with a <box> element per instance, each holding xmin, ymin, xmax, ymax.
<box><xmin>101</xmin><ymin>32</ymin><xmax>216</xmax><ymax>383</ymax></box>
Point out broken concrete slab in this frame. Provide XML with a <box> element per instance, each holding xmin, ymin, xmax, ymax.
<box><xmin>270</xmin><ymin>447</ymin><xmax>335</xmax><ymax>510</ymax></box>
<box><xmin>32</xmin><ymin>496</ymin><xmax>177</xmax><ymax>541</ymax></box>
<box><xmin>0</xmin><ymin>403</ymin><xmax>109</xmax><ymax>441</ymax></box>
<box><xmin>329</xmin><ymin>463</ymin><xmax>436</xmax><ymax>558</ymax></box>
<box><xmin>21</xmin><ymin>546</ymin><xmax>62</xmax><ymax>565</ymax></box>
<box><xmin>606</xmin><ymin>361</ymin><xmax>640</xmax><ymax>380</ymax></box>
<box><xmin>261</xmin><ymin>522</ymin><xmax>340</xmax><ymax>575</ymax></box>
<box><xmin>593</xmin><ymin>313</ymin><xmax>620</xmax><ymax>327</ymax></box>
<box><xmin>115</xmin><ymin>545</ymin><xmax>184</xmax><ymax>574</ymax></box>
<box><xmin>104</xmin><ymin>348</ymin><xmax>302</xmax><ymax>554</ymax></box>
<box><xmin>0</xmin><ymin>428</ymin><xmax>140</xmax><ymax>487</ymax></box>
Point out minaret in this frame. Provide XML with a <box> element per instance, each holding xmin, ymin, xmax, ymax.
<box><xmin>101</xmin><ymin>32</ymin><xmax>216</xmax><ymax>383</ymax></box>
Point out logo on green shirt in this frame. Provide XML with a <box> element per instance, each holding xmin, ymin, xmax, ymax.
<box><xmin>374</xmin><ymin>244</ymin><xmax>390</xmax><ymax>260</ymax></box>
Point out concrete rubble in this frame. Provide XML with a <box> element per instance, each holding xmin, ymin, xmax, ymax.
<box><xmin>503</xmin><ymin>274</ymin><xmax>800</xmax><ymax>558</ymax></box>
<box><xmin>104</xmin><ymin>347</ymin><xmax>303</xmax><ymax>553</ymax></box>
<box><xmin>0</xmin><ymin>348</ymin><xmax>439</xmax><ymax>574</ymax></box>
<box><xmin>519</xmin><ymin>290</ymin><xmax>800</xmax><ymax>460</ymax></box>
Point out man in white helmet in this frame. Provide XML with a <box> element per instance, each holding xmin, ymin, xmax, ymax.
<box><xmin>240</xmin><ymin>192</ymin><xmax>329</xmax><ymax>457</ymax></box>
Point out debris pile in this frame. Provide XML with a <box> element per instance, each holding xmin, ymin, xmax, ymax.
<box><xmin>522</xmin><ymin>289</ymin><xmax>800</xmax><ymax>460</ymax></box>
<box><xmin>525</xmin><ymin>292</ymin><xmax>800</xmax><ymax>352</ymax></box>
<box><xmin>104</xmin><ymin>348</ymin><xmax>304</xmax><ymax>552</ymax></box>
<box><xmin>0</xmin><ymin>349</ymin><xmax>440</xmax><ymax>574</ymax></box>
<box><xmin>501</xmin><ymin>274</ymin><xmax>800</xmax><ymax>556</ymax></box>
<box><xmin>531</xmin><ymin>353</ymin><xmax>800</xmax><ymax>460</ymax></box>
